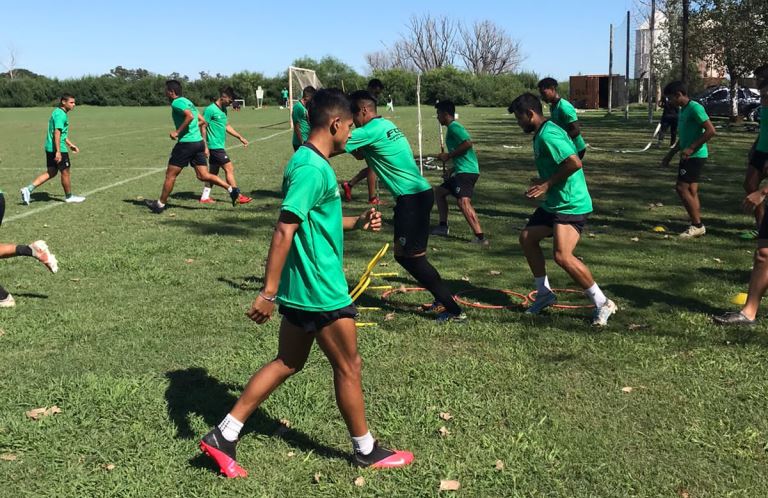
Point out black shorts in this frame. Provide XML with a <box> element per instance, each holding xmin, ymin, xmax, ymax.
<box><xmin>0</xmin><ymin>192</ymin><xmax>5</xmax><ymax>226</ymax></box>
<box><xmin>292</xmin><ymin>144</ymin><xmax>300</xmax><ymax>152</ymax></box>
<box><xmin>440</xmin><ymin>173</ymin><xmax>479</xmax><ymax>199</ymax></box>
<box><xmin>208</xmin><ymin>149</ymin><xmax>231</xmax><ymax>175</ymax></box>
<box><xmin>169</xmin><ymin>141</ymin><xmax>207</xmax><ymax>168</ymax></box>
<box><xmin>678</xmin><ymin>157</ymin><xmax>706</xmax><ymax>183</ymax></box>
<box><xmin>394</xmin><ymin>189</ymin><xmax>434</xmax><ymax>256</ymax></box>
<box><xmin>525</xmin><ymin>207</ymin><xmax>589</xmax><ymax>235</ymax></box>
<box><xmin>279</xmin><ymin>304</ymin><xmax>358</xmax><ymax>333</ymax></box>
<box><xmin>749</xmin><ymin>147</ymin><xmax>768</xmax><ymax>173</ymax></box>
<box><xmin>45</xmin><ymin>151</ymin><xmax>71</xmax><ymax>171</ymax></box>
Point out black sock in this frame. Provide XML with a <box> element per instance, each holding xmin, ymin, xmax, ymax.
<box><xmin>0</xmin><ymin>285</ymin><xmax>8</xmax><ymax>300</ymax></box>
<box><xmin>394</xmin><ymin>255</ymin><xmax>461</xmax><ymax>315</ymax></box>
<box><xmin>439</xmin><ymin>221</ymin><xmax>448</xmax><ymax>227</ymax></box>
<box><xmin>475</xmin><ymin>232</ymin><xmax>484</xmax><ymax>240</ymax></box>
<box><xmin>693</xmin><ymin>222</ymin><xmax>703</xmax><ymax>228</ymax></box>
<box><xmin>15</xmin><ymin>245</ymin><xmax>33</xmax><ymax>257</ymax></box>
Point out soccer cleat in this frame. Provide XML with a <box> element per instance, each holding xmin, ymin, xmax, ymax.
<box><xmin>229</xmin><ymin>187</ymin><xmax>241</xmax><ymax>206</ymax></box>
<box><xmin>469</xmin><ymin>237</ymin><xmax>490</xmax><ymax>246</ymax></box>
<box><xmin>713</xmin><ymin>311</ymin><xmax>756</xmax><ymax>326</ymax></box>
<box><xmin>739</xmin><ymin>229</ymin><xmax>758</xmax><ymax>240</ymax></box>
<box><xmin>200</xmin><ymin>427</ymin><xmax>248</xmax><ymax>478</ymax></box>
<box><xmin>525</xmin><ymin>291</ymin><xmax>557</xmax><ymax>314</ymax></box>
<box><xmin>237</xmin><ymin>194</ymin><xmax>253</xmax><ymax>204</ymax></box>
<box><xmin>145</xmin><ymin>199</ymin><xmax>166</xmax><ymax>214</ymax></box>
<box><xmin>679</xmin><ymin>225</ymin><xmax>705</xmax><ymax>238</ymax></box>
<box><xmin>341</xmin><ymin>181</ymin><xmax>353</xmax><ymax>201</ymax></box>
<box><xmin>430</xmin><ymin>225</ymin><xmax>450</xmax><ymax>236</ymax></box>
<box><xmin>421</xmin><ymin>300</ymin><xmax>446</xmax><ymax>313</ymax></box>
<box><xmin>0</xmin><ymin>294</ymin><xmax>16</xmax><ymax>308</ymax></box>
<box><xmin>20</xmin><ymin>187</ymin><xmax>31</xmax><ymax>205</ymax></box>
<box><xmin>65</xmin><ymin>195</ymin><xmax>86</xmax><ymax>203</ymax></box>
<box><xmin>30</xmin><ymin>240</ymin><xmax>58</xmax><ymax>273</ymax></box>
<box><xmin>351</xmin><ymin>441</ymin><xmax>414</xmax><ymax>469</ymax></box>
<box><xmin>591</xmin><ymin>299</ymin><xmax>617</xmax><ymax>327</ymax></box>
<box><xmin>199</xmin><ymin>197</ymin><xmax>216</xmax><ymax>204</ymax></box>
<box><xmin>436</xmin><ymin>311</ymin><xmax>467</xmax><ymax>323</ymax></box>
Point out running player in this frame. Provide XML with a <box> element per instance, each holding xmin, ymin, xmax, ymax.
<box><xmin>429</xmin><ymin>100</ymin><xmax>488</xmax><ymax>245</ymax></box>
<box><xmin>344</xmin><ymin>90</ymin><xmax>465</xmax><ymax>322</ymax></box>
<box><xmin>538</xmin><ymin>78</ymin><xmax>587</xmax><ymax>159</ymax></box>
<box><xmin>145</xmin><ymin>80</ymin><xmax>240</xmax><ymax>214</ymax></box>
<box><xmin>739</xmin><ymin>65</ymin><xmax>768</xmax><ymax>240</ymax></box>
<box><xmin>20</xmin><ymin>94</ymin><xmax>85</xmax><ymax>205</ymax></box>
<box><xmin>199</xmin><ymin>86</ymin><xmax>252</xmax><ymax>205</ymax></box>
<box><xmin>659</xmin><ymin>80</ymin><xmax>716</xmax><ymax>238</ymax></box>
<box><xmin>509</xmin><ymin>93</ymin><xmax>617</xmax><ymax>326</ymax></box>
<box><xmin>199</xmin><ymin>89</ymin><xmax>413</xmax><ymax>478</ymax></box>
<box><xmin>292</xmin><ymin>86</ymin><xmax>315</xmax><ymax>151</ymax></box>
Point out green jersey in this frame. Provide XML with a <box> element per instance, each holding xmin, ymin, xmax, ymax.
<box><xmin>550</xmin><ymin>98</ymin><xmax>586</xmax><ymax>152</ymax></box>
<box><xmin>345</xmin><ymin>117</ymin><xmax>430</xmax><ymax>197</ymax></box>
<box><xmin>277</xmin><ymin>144</ymin><xmax>352</xmax><ymax>312</ymax></box>
<box><xmin>292</xmin><ymin>101</ymin><xmax>310</xmax><ymax>147</ymax></box>
<box><xmin>44</xmin><ymin>107</ymin><xmax>69</xmax><ymax>153</ymax></box>
<box><xmin>203</xmin><ymin>102</ymin><xmax>228</xmax><ymax>150</ymax></box>
<box><xmin>281</xmin><ymin>89</ymin><xmax>289</xmax><ymax>99</ymax></box>
<box><xmin>757</xmin><ymin>106</ymin><xmax>768</xmax><ymax>153</ymax></box>
<box><xmin>533</xmin><ymin>121</ymin><xmax>592</xmax><ymax>215</ymax></box>
<box><xmin>445</xmin><ymin>120</ymin><xmax>479</xmax><ymax>175</ymax></box>
<box><xmin>171</xmin><ymin>97</ymin><xmax>203</xmax><ymax>143</ymax></box>
<box><xmin>677</xmin><ymin>100</ymin><xmax>710</xmax><ymax>159</ymax></box>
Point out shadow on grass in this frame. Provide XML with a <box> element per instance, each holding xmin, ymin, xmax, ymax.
<box><xmin>604</xmin><ymin>283</ymin><xmax>720</xmax><ymax>314</ymax></box>
<box><xmin>249</xmin><ymin>189</ymin><xmax>283</xmax><ymax>199</ymax></box>
<box><xmin>165</xmin><ymin>367</ymin><xmax>348</xmax><ymax>474</ymax></box>
<box><xmin>217</xmin><ymin>275</ymin><xmax>263</xmax><ymax>291</ymax></box>
<box><xmin>12</xmin><ymin>292</ymin><xmax>48</xmax><ymax>299</ymax></box>
<box><xmin>121</xmin><ymin>199</ymin><xmax>205</xmax><ymax>212</ymax></box>
<box><xmin>25</xmin><ymin>192</ymin><xmax>62</xmax><ymax>205</ymax></box>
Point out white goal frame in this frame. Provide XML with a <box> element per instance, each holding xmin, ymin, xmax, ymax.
<box><xmin>233</xmin><ymin>99</ymin><xmax>245</xmax><ymax>107</ymax></box>
<box><xmin>288</xmin><ymin>66</ymin><xmax>323</xmax><ymax>129</ymax></box>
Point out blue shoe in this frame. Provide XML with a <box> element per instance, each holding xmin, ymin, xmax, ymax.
<box><xmin>525</xmin><ymin>291</ymin><xmax>557</xmax><ymax>314</ymax></box>
<box><xmin>436</xmin><ymin>311</ymin><xmax>467</xmax><ymax>323</ymax></box>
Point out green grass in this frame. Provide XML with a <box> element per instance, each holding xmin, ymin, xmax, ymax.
<box><xmin>1</xmin><ymin>104</ymin><xmax>767</xmax><ymax>497</ymax></box>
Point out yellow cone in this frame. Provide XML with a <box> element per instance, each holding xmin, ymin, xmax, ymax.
<box><xmin>652</xmin><ymin>226</ymin><xmax>666</xmax><ymax>232</ymax></box>
<box><xmin>731</xmin><ymin>292</ymin><xmax>748</xmax><ymax>305</ymax></box>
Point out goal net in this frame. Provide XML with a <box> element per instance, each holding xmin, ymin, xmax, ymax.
<box><xmin>288</xmin><ymin>66</ymin><xmax>323</xmax><ymax>127</ymax></box>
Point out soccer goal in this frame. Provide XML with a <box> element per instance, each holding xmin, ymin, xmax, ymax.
<box><xmin>288</xmin><ymin>66</ymin><xmax>323</xmax><ymax>128</ymax></box>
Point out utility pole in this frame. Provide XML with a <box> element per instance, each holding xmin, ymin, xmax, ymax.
<box><xmin>608</xmin><ymin>24</ymin><xmax>614</xmax><ymax>114</ymax></box>
<box><xmin>682</xmin><ymin>0</ymin><xmax>690</xmax><ymax>83</ymax></box>
<box><xmin>625</xmin><ymin>10</ymin><xmax>630</xmax><ymax>120</ymax></box>
<box><xmin>648</xmin><ymin>0</ymin><xmax>656</xmax><ymax>123</ymax></box>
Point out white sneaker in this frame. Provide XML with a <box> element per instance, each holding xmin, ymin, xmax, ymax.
<box><xmin>20</xmin><ymin>187</ymin><xmax>31</xmax><ymax>205</ymax></box>
<box><xmin>0</xmin><ymin>294</ymin><xmax>16</xmax><ymax>308</ymax></box>
<box><xmin>65</xmin><ymin>195</ymin><xmax>86</xmax><ymax>203</ymax></box>
<box><xmin>592</xmin><ymin>299</ymin><xmax>617</xmax><ymax>327</ymax></box>
<box><xmin>29</xmin><ymin>240</ymin><xmax>58</xmax><ymax>273</ymax></box>
<box><xmin>679</xmin><ymin>225</ymin><xmax>705</xmax><ymax>238</ymax></box>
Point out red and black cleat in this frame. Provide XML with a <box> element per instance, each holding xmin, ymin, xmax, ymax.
<box><xmin>351</xmin><ymin>441</ymin><xmax>414</xmax><ymax>469</ymax></box>
<box><xmin>341</xmin><ymin>181</ymin><xmax>353</xmax><ymax>202</ymax></box>
<box><xmin>200</xmin><ymin>427</ymin><xmax>248</xmax><ymax>478</ymax></box>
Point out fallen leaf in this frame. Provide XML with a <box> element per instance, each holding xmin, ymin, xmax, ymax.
<box><xmin>0</xmin><ymin>453</ymin><xmax>17</xmax><ymax>461</ymax></box>
<box><xmin>287</xmin><ymin>451</ymin><xmax>296</xmax><ymax>458</ymax></box>
<box><xmin>25</xmin><ymin>405</ymin><xmax>62</xmax><ymax>420</ymax></box>
<box><xmin>588</xmin><ymin>232</ymin><xmax>596</xmax><ymax>238</ymax></box>
<box><xmin>236</xmin><ymin>239</ymin><xmax>243</xmax><ymax>243</ymax></box>
<box><xmin>103</xmin><ymin>463</ymin><xmax>116</xmax><ymax>471</ymax></box>
<box><xmin>43</xmin><ymin>224</ymin><xmax>49</xmax><ymax>228</ymax></box>
<box><xmin>677</xmin><ymin>487</ymin><xmax>690</xmax><ymax>498</ymax></box>
<box><xmin>494</xmin><ymin>459</ymin><xmax>504</xmax><ymax>471</ymax></box>
<box><xmin>489</xmin><ymin>270</ymin><xmax>501</xmax><ymax>276</ymax></box>
<box><xmin>168</xmin><ymin>213</ymin><xmax>177</xmax><ymax>218</ymax></box>
<box><xmin>630</xmin><ymin>237</ymin><xmax>640</xmax><ymax>242</ymax></box>
<box><xmin>384</xmin><ymin>312</ymin><xmax>396</xmax><ymax>321</ymax></box>
<box><xmin>279</xmin><ymin>418</ymin><xmax>292</xmax><ymax>428</ymax></box>
<box><xmin>628</xmin><ymin>323</ymin><xmax>648</xmax><ymax>331</ymax></box>
<box><xmin>439</xmin><ymin>412</ymin><xmax>453</xmax><ymax>421</ymax></box>
<box><xmin>313</xmin><ymin>472</ymin><xmax>322</xmax><ymax>484</ymax></box>
<box><xmin>438</xmin><ymin>426</ymin><xmax>450</xmax><ymax>437</ymax></box>
<box><xmin>184</xmin><ymin>259</ymin><xmax>194</xmax><ymax>264</ymax></box>
<box><xmin>0</xmin><ymin>329</ymin><xmax>5</xmax><ymax>337</ymax></box>
<box><xmin>70</xmin><ymin>278</ymin><xmax>80</xmax><ymax>282</ymax></box>
<box><xmin>440</xmin><ymin>479</ymin><xmax>461</xmax><ymax>491</ymax></box>
<box><xmin>461</xmin><ymin>276</ymin><xmax>470</xmax><ymax>282</ymax></box>
<box><xmin>354</xmin><ymin>476</ymin><xmax>366</xmax><ymax>487</ymax></box>
<box><xmin>621</xmin><ymin>386</ymin><xmax>634</xmax><ymax>393</ymax></box>
<box><xmin>136</xmin><ymin>196</ymin><xmax>144</xmax><ymax>201</ymax></box>
<box><xmin>379</xmin><ymin>262</ymin><xmax>389</xmax><ymax>267</ymax></box>
<box><xmin>432</xmin><ymin>247</ymin><xmax>439</xmax><ymax>252</ymax></box>
<box><xmin>656</xmin><ymin>202</ymin><xmax>664</xmax><ymax>207</ymax></box>
<box><xmin>712</xmin><ymin>257</ymin><xmax>723</xmax><ymax>263</ymax></box>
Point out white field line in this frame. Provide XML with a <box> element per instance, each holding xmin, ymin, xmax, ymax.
<box><xmin>3</xmin><ymin>129</ymin><xmax>290</xmax><ymax>224</ymax></box>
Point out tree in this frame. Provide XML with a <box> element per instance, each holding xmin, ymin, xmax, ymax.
<box><xmin>396</xmin><ymin>14</ymin><xmax>456</xmax><ymax>72</ymax></box>
<box><xmin>2</xmin><ymin>45</ymin><xmax>19</xmax><ymax>80</ymax></box>
<box><xmin>455</xmin><ymin>20</ymin><xmax>523</xmax><ymax>75</ymax></box>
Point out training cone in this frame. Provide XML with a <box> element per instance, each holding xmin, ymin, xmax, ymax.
<box><xmin>731</xmin><ymin>292</ymin><xmax>748</xmax><ymax>306</ymax></box>
<box><xmin>653</xmin><ymin>226</ymin><xmax>666</xmax><ymax>232</ymax></box>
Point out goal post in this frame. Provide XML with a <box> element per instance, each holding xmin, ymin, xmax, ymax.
<box><xmin>288</xmin><ymin>66</ymin><xmax>323</xmax><ymax>129</ymax></box>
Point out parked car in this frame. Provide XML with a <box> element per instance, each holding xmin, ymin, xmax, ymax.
<box><xmin>693</xmin><ymin>85</ymin><xmax>760</xmax><ymax>118</ymax></box>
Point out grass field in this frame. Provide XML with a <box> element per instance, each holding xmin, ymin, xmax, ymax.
<box><xmin>1</xmin><ymin>103</ymin><xmax>767</xmax><ymax>497</ymax></box>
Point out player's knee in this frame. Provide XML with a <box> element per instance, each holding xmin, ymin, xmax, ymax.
<box><xmin>519</xmin><ymin>230</ymin><xmax>534</xmax><ymax>247</ymax></box>
<box><xmin>274</xmin><ymin>356</ymin><xmax>306</xmax><ymax>376</ymax></box>
<box><xmin>334</xmin><ymin>353</ymin><xmax>363</xmax><ymax>380</ymax></box>
<box><xmin>552</xmin><ymin>249</ymin><xmax>572</xmax><ymax>268</ymax></box>
<box><xmin>675</xmin><ymin>182</ymin><xmax>688</xmax><ymax>195</ymax></box>
<box><xmin>457</xmin><ymin>197</ymin><xmax>471</xmax><ymax>209</ymax></box>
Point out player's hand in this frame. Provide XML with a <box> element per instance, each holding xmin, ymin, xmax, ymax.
<box><xmin>54</xmin><ymin>152</ymin><xmax>62</xmax><ymax>163</ymax></box>
<box><xmin>240</xmin><ymin>137</ymin><xmax>249</xmax><ymax>148</ymax></box>
<box><xmin>743</xmin><ymin>190</ymin><xmax>766</xmax><ymax>213</ymax></box>
<box><xmin>170</xmin><ymin>131</ymin><xmax>179</xmax><ymax>141</ymax></box>
<box><xmin>70</xmin><ymin>144</ymin><xmax>80</xmax><ymax>153</ymax></box>
<box><xmin>526</xmin><ymin>180</ymin><xmax>549</xmax><ymax>199</ymax></box>
<box><xmin>681</xmin><ymin>147</ymin><xmax>694</xmax><ymax>160</ymax></box>
<box><xmin>357</xmin><ymin>208</ymin><xmax>382</xmax><ymax>232</ymax></box>
<box><xmin>437</xmin><ymin>152</ymin><xmax>450</xmax><ymax>163</ymax></box>
<box><xmin>246</xmin><ymin>293</ymin><xmax>276</xmax><ymax>324</ymax></box>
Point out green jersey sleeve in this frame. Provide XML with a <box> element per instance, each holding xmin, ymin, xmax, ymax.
<box><xmin>52</xmin><ymin>111</ymin><xmax>67</xmax><ymax>130</ymax></box>
<box><xmin>559</xmin><ymin>101</ymin><xmax>578</xmax><ymax>124</ymax></box>
<box><xmin>692</xmin><ymin>102</ymin><xmax>710</xmax><ymax>125</ymax></box>
<box><xmin>292</xmin><ymin>104</ymin><xmax>306</xmax><ymax>124</ymax></box>
<box><xmin>545</xmin><ymin>131</ymin><xmax>577</xmax><ymax>165</ymax></box>
<box><xmin>345</xmin><ymin>126</ymin><xmax>376</xmax><ymax>153</ymax></box>
<box><xmin>281</xmin><ymin>165</ymin><xmax>325</xmax><ymax>221</ymax></box>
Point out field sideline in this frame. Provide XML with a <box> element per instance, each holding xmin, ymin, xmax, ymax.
<box><xmin>1</xmin><ymin>104</ymin><xmax>767</xmax><ymax>496</ymax></box>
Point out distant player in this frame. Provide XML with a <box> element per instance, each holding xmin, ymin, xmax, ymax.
<box><xmin>145</xmin><ymin>80</ymin><xmax>240</xmax><ymax>214</ymax></box>
<box><xmin>657</xmin><ymin>95</ymin><xmax>678</xmax><ymax>148</ymax></box>
<box><xmin>281</xmin><ymin>87</ymin><xmax>289</xmax><ymax>108</ymax></box>
<box><xmin>344</xmin><ymin>90</ymin><xmax>465</xmax><ymax>322</ymax></box>
<box><xmin>509</xmin><ymin>93</ymin><xmax>616</xmax><ymax>326</ymax></box>
<box><xmin>1</xmin><ymin>188</ymin><xmax>58</xmax><ymax>308</ymax></box>
<box><xmin>199</xmin><ymin>86</ymin><xmax>252</xmax><ymax>205</ymax></box>
<box><xmin>386</xmin><ymin>94</ymin><xmax>395</xmax><ymax>113</ymax></box>
<box><xmin>20</xmin><ymin>94</ymin><xmax>86</xmax><ymax>205</ymax></box>
<box><xmin>199</xmin><ymin>89</ymin><xmax>413</xmax><ymax>478</ymax></box>
<box><xmin>429</xmin><ymin>100</ymin><xmax>487</xmax><ymax>245</ymax></box>
<box><xmin>739</xmin><ymin>65</ymin><xmax>768</xmax><ymax>240</ymax></box>
<box><xmin>659</xmin><ymin>80</ymin><xmax>716</xmax><ymax>238</ymax></box>
<box><xmin>538</xmin><ymin>78</ymin><xmax>587</xmax><ymax>159</ymax></box>
<box><xmin>292</xmin><ymin>86</ymin><xmax>315</xmax><ymax>151</ymax></box>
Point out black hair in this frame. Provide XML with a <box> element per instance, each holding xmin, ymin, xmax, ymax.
<box><xmin>348</xmin><ymin>90</ymin><xmax>378</xmax><ymax>114</ymax></box>
<box><xmin>166</xmin><ymin>79</ymin><xmax>183</xmax><ymax>96</ymax></box>
<box><xmin>60</xmin><ymin>93</ymin><xmax>75</xmax><ymax>102</ymax></box>
<box><xmin>220</xmin><ymin>86</ymin><xmax>236</xmax><ymax>99</ymax></box>
<box><xmin>367</xmin><ymin>78</ymin><xmax>384</xmax><ymax>91</ymax></box>
<box><xmin>435</xmin><ymin>99</ymin><xmax>456</xmax><ymax>117</ymax></box>
<box><xmin>537</xmin><ymin>77</ymin><xmax>558</xmax><ymax>90</ymax></box>
<box><xmin>307</xmin><ymin>88</ymin><xmax>352</xmax><ymax>129</ymax></box>
<box><xmin>302</xmin><ymin>86</ymin><xmax>317</xmax><ymax>99</ymax></box>
<box><xmin>508</xmin><ymin>93</ymin><xmax>543</xmax><ymax>116</ymax></box>
<box><xmin>663</xmin><ymin>80</ymin><xmax>687</xmax><ymax>96</ymax></box>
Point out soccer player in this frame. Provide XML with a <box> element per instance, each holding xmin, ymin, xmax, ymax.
<box><xmin>659</xmin><ymin>81</ymin><xmax>716</xmax><ymax>238</ymax></box>
<box><xmin>281</xmin><ymin>87</ymin><xmax>289</xmax><ymax>108</ymax></box>
<box><xmin>657</xmin><ymin>94</ymin><xmax>679</xmax><ymax>148</ymax></box>
<box><xmin>198</xmin><ymin>86</ymin><xmax>252</xmax><ymax>205</ymax></box>
<box><xmin>509</xmin><ymin>93</ymin><xmax>617</xmax><ymax>326</ymax></box>
<box><xmin>429</xmin><ymin>100</ymin><xmax>488</xmax><ymax>245</ymax></box>
<box><xmin>739</xmin><ymin>65</ymin><xmax>768</xmax><ymax>240</ymax></box>
<box><xmin>291</xmin><ymin>86</ymin><xmax>315</xmax><ymax>151</ymax></box>
<box><xmin>199</xmin><ymin>89</ymin><xmax>414</xmax><ymax>478</ymax></box>
<box><xmin>145</xmin><ymin>80</ymin><xmax>240</xmax><ymax>214</ymax></box>
<box><xmin>343</xmin><ymin>90</ymin><xmax>465</xmax><ymax>322</ymax></box>
<box><xmin>367</xmin><ymin>78</ymin><xmax>384</xmax><ymax>102</ymax></box>
<box><xmin>538</xmin><ymin>78</ymin><xmax>587</xmax><ymax>159</ymax></box>
<box><xmin>0</xmin><ymin>189</ymin><xmax>58</xmax><ymax>308</ymax></box>
<box><xmin>20</xmin><ymin>94</ymin><xmax>85</xmax><ymax>205</ymax></box>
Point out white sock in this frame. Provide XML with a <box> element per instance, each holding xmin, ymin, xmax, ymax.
<box><xmin>351</xmin><ymin>431</ymin><xmax>375</xmax><ymax>455</ymax></box>
<box><xmin>201</xmin><ymin>187</ymin><xmax>211</xmax><ymax>200</ymax></box>
<box><xmin>227</xmin><ymin>186</ymin><xmax>233</xmax><ymax>193</ymax></box>
<box><xmin>584</xmin><ymin>283</ymin><xmax>607</xmax><ymax>308</ymax></box>
<box><xmin>218</xmin><ymin>413</ymin><xmax>244</xmax><ymax>442</ymax></box>
<box><xmin>534</xmin><ymin>276</ymin><xmax>552</xmax><ymax>295</ymax></box>
<box><xmin>156</xmin><ymin>200</ymin><xmax>165</xmax><ymax>208</ymax></box>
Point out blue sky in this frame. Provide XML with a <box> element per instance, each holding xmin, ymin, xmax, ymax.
<box><xmin>1</xmin><ymin>0</ymin><xmax>639</xmax><ymax>81</ymax></box>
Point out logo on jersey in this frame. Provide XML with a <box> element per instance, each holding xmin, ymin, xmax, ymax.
<box><xmin>399</xmin><ymin>236</ymin><xmax>407</xmax><ymax>246</ymax></box>
<box><xmin>386</xmin><ymin>128</ymin><xmax>405</xmax><ymax>142</ymax></box>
